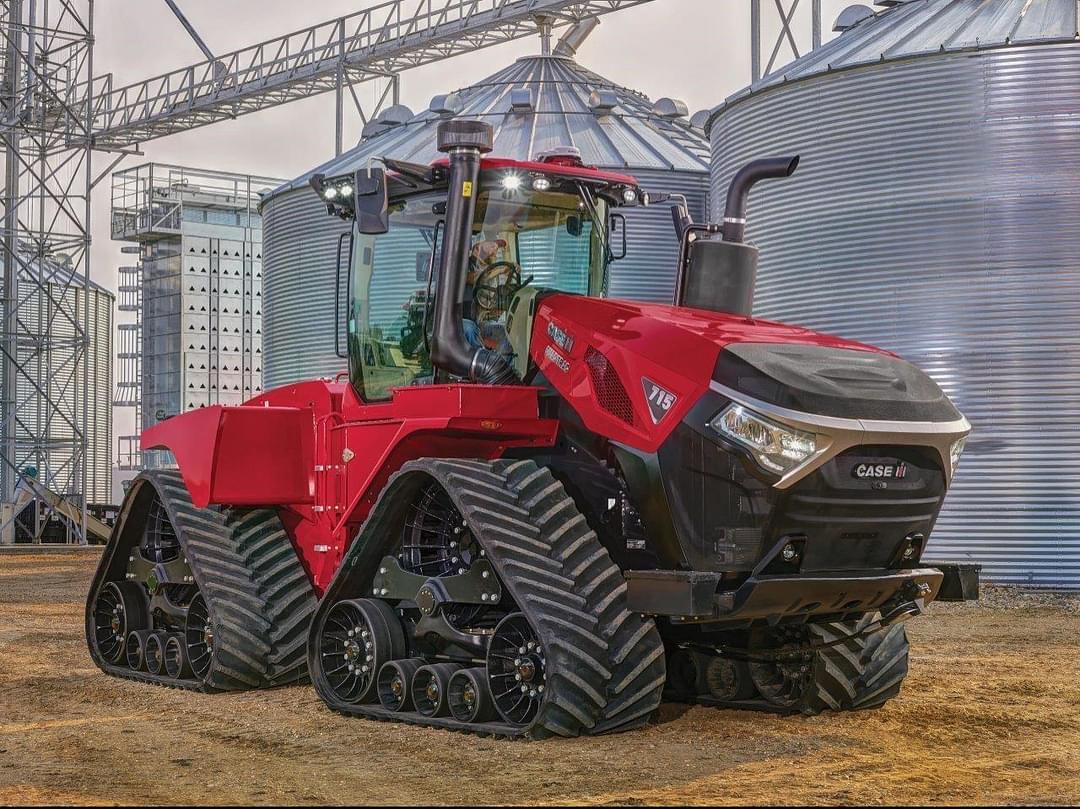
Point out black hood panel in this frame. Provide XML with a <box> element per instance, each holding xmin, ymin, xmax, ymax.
<box><xmin>715</xmin><ymin>342</ymin><xmax>961</xmax><ymax>422</ymax></box>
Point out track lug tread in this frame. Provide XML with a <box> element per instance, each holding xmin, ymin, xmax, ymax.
<box><xmin>85</xmin><ymin>470</ymin><xmax>317</xmax><ymax>692</ymax></box>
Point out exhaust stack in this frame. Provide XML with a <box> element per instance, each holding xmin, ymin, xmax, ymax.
<box><xmin>721</xmin><ymin>156</ymin><xmax>800</xmax><ymax>243</ymax></box>
<box><xmin>430</xmin><ymin>120</ymin><xmax>519</xmax><ymax>385</ymax></box>
<box><xmin>677</xmin><ymin>155</ymin><xmax>799</xmax><ymax>317</ymax></box>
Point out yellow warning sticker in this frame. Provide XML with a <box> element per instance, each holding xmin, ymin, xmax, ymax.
<box><xmin>462</xmin><ymin>181</ymin><xmax>473</xmax><ymax>198</ymax></box>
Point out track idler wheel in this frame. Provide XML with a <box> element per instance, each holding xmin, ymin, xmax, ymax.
<box><xmin>144</xmin><ymin>632</ymin><xmax>167</xmax><ymax>676</ymax></box>
<box><xmin>378</xmin><ymin>658</ymin><xmax>425</xmax><ymax>712</ymax></box>
<box><xmin>487</xmin><ymin>613</ymin><xmax>547</xmax><ymax>728</ymax></box>
<box><xmin>316</xmin><ymin>599</ymin><xmax>406</xmax><ymax>705</ymax></box>
<box><xmin>91</xmin><ymin>581</ymin><xmax>149</xmax><ymax>665</ymax></box>
<box><xmin>164</xmin><ymin>634</ymin><xmax>193</xmax><ymax>679</ymax></box>
<box><xmin>184</xmin><ymin>593</ymin><xmax>214</xmax><ymax>680</ymax></box>
<box><xmin>447</xmin><ymin>667</ymin><xmax>496</xmax><ymax>724</ymax></box>
<box><xmin>411</xmin><ymin>663</ymin><xmax>462</xmax><ymax>718</ymax></box>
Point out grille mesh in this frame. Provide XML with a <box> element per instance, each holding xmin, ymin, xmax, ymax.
<box><xmin>584</xmin><ymin>347</ymin><xmax>635</xmax><ymax>426</ymax></box>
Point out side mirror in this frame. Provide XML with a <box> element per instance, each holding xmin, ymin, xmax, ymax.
<box><xmin>353</xmin><ymin>168</ymin><xmax>390</xmax><ymax>235</ymax></box>
<box><xmin>609</xmin><ymin>213</ymin><xmax>628</xmax><ymax>261</ymax></box>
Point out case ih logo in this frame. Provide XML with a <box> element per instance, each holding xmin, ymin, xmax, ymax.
<box><xmin>852</xmin><ymin>462</ymin><xmax>908</xmax><ymax>480</ymax></box>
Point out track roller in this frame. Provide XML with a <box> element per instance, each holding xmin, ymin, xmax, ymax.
<box><xmin>411</xmin><ymin>663</ymin><xmax>461</xmax><ymax>717</ymax></box>
<box><xmin>125</xmin><ymin>630</ymin><xmax>153</xmax><ymax>672</ymax></box>
<box><xmin>378</xmin><ymin>658</ymin><xmax>425</xmax><ymax>712</ymax></box>
<box><xmin>164</xmin><ymin>634</ymin><xmax>193</xmax><ymax>679</ymax></box>
<box><xmin>447</xmin><ymin>667</ymin><xmax>496</xmax><ymax>723</ymax></box>
<box><xmin>144</xmin><ymin>633</ymin><xmax>167</xmax><ymax>676</ymax></box>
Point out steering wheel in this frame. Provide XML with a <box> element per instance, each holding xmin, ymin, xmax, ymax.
<box><xmin>473</xmin><ymin>261</ymin><xmax>525</xmax><ymax>316</ymax></box>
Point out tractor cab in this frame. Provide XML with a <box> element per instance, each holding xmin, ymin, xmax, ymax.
<box><xmin>311</xmin><ymin>142</ymin><xmax>642</xmax><ymax>401</ymax></box>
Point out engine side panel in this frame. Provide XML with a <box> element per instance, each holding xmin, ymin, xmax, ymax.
<box><xmin>530</xmin><ymin>294</ymin><xmax>887</xmax><ymax>454</ymax></box>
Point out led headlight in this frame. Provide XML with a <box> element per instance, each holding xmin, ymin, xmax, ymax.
<box><xmin>710</xmin><ymin>403</ymin><xmax>817</xmax><ymax>475</ymax></box>
<box><xmin>502</xmin><ymin>173</ymin><xmax>523</xmax><ymax>191</ymax></box>
<box><xmin>339</xmin><ymin>183</ymin><xmax>354</xmax><ymax>198</ymax></box>
<box><xmin>949</xmin><ymin>436</ymin><xmax>967</xmax><ymax>476</ymax></box>
<box><xmin>532</xmin><ymin>176</ymin><xmax>551</xmax><ymax>192</ymax></box>
<box><xmin>323</xmin><ymin>186</ymin><xmax>338</xmax><ymax>200</ymax></box>
<box><xmin>622</xmin><ymin>187</ymin><xmax>638</xmax><ymax>204</ymax></box>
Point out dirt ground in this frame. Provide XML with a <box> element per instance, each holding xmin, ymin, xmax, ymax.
<box><xmin>1</xmin><ymin>550</ymin><xmax>1078</xmax><ymax>807</ymax></box>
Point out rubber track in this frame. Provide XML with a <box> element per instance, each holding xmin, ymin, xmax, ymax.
<box><xmin>676</xmin><ymin>615</ymin><xmax>910</xmax><ymax>714</ymax></box>
<box><xmin>803</xmin><ymin>615</ymin><xmax>910</xmax><ymax>714</ymax></box>
<box><xmin>222</xmin><ymin>507</ymin><xmax>318</xmax><ymax>686</ymax></box>
<box><xmin>86</xmin><ymin>470</ymin><xmax>316</xmax><ymax>692</ymax></box>
<box><xmin>497</xmin><ymin>459</ymin><xmax>665</xmax><ymax>734</ymax></box>
<box><xmin>312</xmin><ymin>458</ymin><xmax>660</xmax><ymax>739</ymax></box>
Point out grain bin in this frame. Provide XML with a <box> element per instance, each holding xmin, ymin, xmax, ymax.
<box><xmin>707</xmin><ymin>0</ymin><xmax>1080</xmax><ymax>588</ymax></box>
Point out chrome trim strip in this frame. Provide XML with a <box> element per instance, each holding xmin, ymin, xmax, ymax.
<box><xmin>708</xmin><ymin>380</ymin><xmax>971</xmax><ymax>489</ymax></box>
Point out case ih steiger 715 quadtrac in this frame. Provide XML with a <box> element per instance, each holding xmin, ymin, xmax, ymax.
<box><xmin>87</xmin><ymin>119</ymin><xmax>974</xmax><ymax>739</ymax></box>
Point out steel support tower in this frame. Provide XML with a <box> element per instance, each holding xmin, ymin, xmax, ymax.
<box><xmin>751</xmin><ymin>0</ymin><xmax>823</xmax><ymax>82</ymax></box>
<box><xmin>0</xmin><ymin>0</ymin><xmax>95</xmax><ymax>542</ymax></box>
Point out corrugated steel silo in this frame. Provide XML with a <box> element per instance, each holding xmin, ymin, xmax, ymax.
<box><xmin>707</xmin><ymin>0</ymin><xmax>1080</xmax><ymax>588</ymax></box>
<box><xmin>261</xmin><ymin>49</ymin><xmax>709</xmax><ymax>389</ymax></box>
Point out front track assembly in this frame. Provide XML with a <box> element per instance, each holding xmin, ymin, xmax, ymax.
<box><xmin>309</xmin><ymin>458</ymin><xmax>666</xmax><ymax>739</ymax></box>
<box><xmin>86</xmin><ymin>470</ymin><xmax>317</xmax><ymax>692</ymax></box>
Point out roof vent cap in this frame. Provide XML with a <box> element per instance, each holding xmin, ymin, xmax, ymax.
<box><xmin>689</xmin><ymin>109</ymin><xmax>711</xmax><ymax>131</ymax></box>
<box><xmin>589</xmin><ymin>89</ymin><xmax>619</xmax><ymax>113</ymax></box>
<box><xmin>652</xmin><ymin>97</ymin><xmax>689</xmax><ymax>119</ymax></box>
<box><xmin>834</xmin><ymin>3</ymin><xmax>875</xmax><ymax>31</ymax></box>
<box><xmin>375</xmin><ymin>104</ymin><xmax>413</xmax><ymax>126</ymax></box>
<box><xmin>429</xmin><ymin>92</ymin><xmax>463</xmax><ymax>116</ymax></box>
<box><xmin>510</xmin><ymin>88</ymin><xmax>535</xmax><ymax>113</ymax></box>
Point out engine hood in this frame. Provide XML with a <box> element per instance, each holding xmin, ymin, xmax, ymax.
<box><xmin>531</xmin><ymin>294</ymin><xmax>960</xmax><ymax>454</ymax></box>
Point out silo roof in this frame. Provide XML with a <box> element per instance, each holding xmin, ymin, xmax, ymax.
<box><xmin>710</xmin><ymin>0</ymin><xmax>1078</xmax><ymax>125</ymax></box>
<box><xmin>268</xmin><ymin>54</ymin><xmax>708</xmax><ymax>200</ymax></box>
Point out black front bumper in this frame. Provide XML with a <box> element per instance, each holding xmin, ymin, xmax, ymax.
<box><xmin>624</xmin><ymin>565</ymin><xmax>978</xmax><ymax>624</ymax></box>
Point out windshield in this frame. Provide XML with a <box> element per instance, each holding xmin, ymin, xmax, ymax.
<box><xmin>348</xmin><ymin>183</ymin><xmax>608</xmax><ymax>401</ymax></box>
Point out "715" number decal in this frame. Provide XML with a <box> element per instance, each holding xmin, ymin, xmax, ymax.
<box><xmin>642</xmin><ymin>377</ymin><xmax>677</xmax><ymax>424</ymax></box>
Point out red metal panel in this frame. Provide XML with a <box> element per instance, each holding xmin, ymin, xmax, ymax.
<box><xmin>141</xmin><ymin>405</ymin><xmax>315</xmax><ymax>508</ymax></box>
<box><xmin>531</xmin><ymin>294</ymin><xmax>889</xmax><ymax>454</ymax></box>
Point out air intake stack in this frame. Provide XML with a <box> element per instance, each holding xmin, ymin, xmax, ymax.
<box><xmin>677</xmin><ymin>156</ymin><xmax>799</xmax><ymax>317</ymax></box>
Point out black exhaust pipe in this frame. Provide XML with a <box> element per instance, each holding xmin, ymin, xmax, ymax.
<box><xmin>721</xmin><ymin>155</ymin><xmax>799</xmax><ymax>243</ymax></box>
<box><xmin>430</xmin><ymin>120</ymin><xmax>519</xmax><ymax>385</ymax></box>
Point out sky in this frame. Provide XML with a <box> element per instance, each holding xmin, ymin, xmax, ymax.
<box><xmin>91</xmin><ymin>0</ymin><xmax>851</xmax><ymax>449</ymax></box>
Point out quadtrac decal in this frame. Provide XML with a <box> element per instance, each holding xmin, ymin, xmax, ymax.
<box><xmin>544</xmin><ymin>345</ymin><xmax>570</xmax><ymax>373</ymax></box>
<box><xmin>642</xmin><ymin>377</ymin><xmax>677</xmax><ymax>424</ymax></box>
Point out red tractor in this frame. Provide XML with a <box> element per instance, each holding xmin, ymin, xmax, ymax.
<box><xmin>87</xmin><ymin>120</ymin><xmax>974</xmax><ymax>738</ymax></box>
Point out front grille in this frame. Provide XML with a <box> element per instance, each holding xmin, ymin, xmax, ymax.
<box><xmin>656</xmin><ymin>421</ymin><xmax>948</xmax><ymax>575</ymax></box>
<box><xmin>773</xmin><ymin>446</ymin><xmax>947</xmax><ymax>572</ymax></box>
